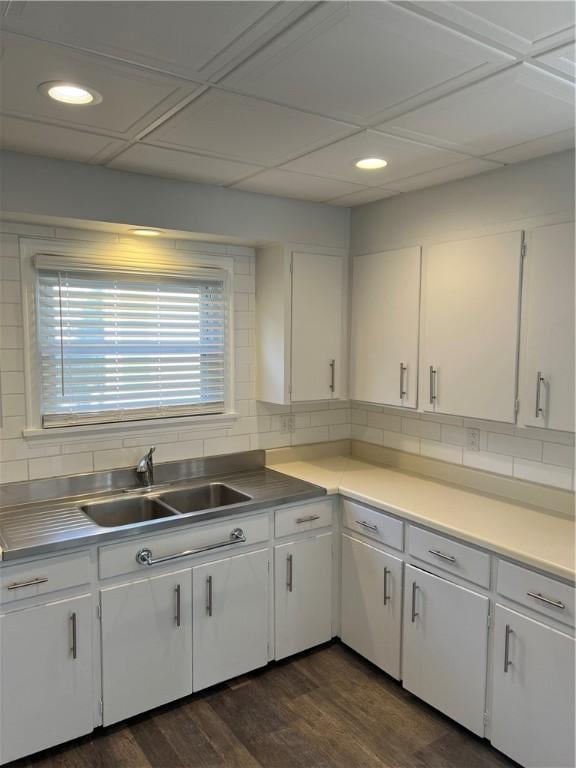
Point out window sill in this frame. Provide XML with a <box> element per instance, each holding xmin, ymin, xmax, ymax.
<box><xmin>22</xmin><ymin>412</ymin><xmax>239</xmax><ymax>442</ymax></box>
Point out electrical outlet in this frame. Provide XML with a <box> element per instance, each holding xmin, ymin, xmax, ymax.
<box><xmin>466</xmin><ymin>428</ymin><xmax>480</xmax><ymax>451</ymax></box>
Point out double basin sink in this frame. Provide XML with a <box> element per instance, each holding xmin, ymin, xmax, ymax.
<box><xmin>81</xmin><ymin>483</ymin><xmax>251</xmax><ymax>528</ymax></box>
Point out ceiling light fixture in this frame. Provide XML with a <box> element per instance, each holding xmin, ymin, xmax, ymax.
<box><xmin>39</xmin><ymin>81</ymin><xmax>102</xmax><ymax>105</ymax></box>
<box><xmin>130</xmin><ymin>228</ymin><xmax>162</xmax><ymax>237</ymax></box>
<box><xmin>355</xmin><ymin>157</ymin><xmax>388</xmax><ymax>170</ymax></box>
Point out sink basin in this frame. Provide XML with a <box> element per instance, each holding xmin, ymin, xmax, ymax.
<box><xmin>158</xmin><ymin>483</ymin><xmax>251</xmax><ymax>514</ymax></box>
<box><xmin>82</xmin><ymin>496</ymin><xmax>177</xmax><ymax>527</ymax></box>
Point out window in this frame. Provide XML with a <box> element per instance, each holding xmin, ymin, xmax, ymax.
<box><xmin>34</xmin><ymin>258</ymin><xmax>230</xmax><ymax>428</ymax></box>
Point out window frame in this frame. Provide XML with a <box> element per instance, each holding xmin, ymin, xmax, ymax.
<box><xmin>20</xmin><ymin>238</ymin><xmax>237</xmax><ymax>440</ymax></box>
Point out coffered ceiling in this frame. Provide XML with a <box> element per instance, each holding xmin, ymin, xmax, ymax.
<box><xmin>0</xmin><ymin>1</ymin><xmax>574</xmax><ymax>207</ymax></box>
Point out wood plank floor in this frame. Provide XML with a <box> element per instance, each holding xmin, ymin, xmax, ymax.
<box><xmin>13</xmin><ymin>643</ymin><xmax>518</xmax><ymax>768</ymax></box>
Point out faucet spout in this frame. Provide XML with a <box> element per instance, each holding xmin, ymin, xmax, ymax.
<box><xmin>136</xmin><ymin>446</ymin><xmax>156</xmax><ymax>488</ymax></box>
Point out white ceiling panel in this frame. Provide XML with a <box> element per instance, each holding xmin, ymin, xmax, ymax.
<box><xmin>0</xmin><ymin>2</ymin><xmax>310</xmax><ymax>82</ymax></box>
<box><xmin>282</xmin><ymin>130</ymin><xmax>467</xmax><ymax>187</ymax></box>
<box><xmin>146</xmin><ymin>90</ymin><xmax>355</xmax><ymax>166</ymax></box>
<box><xmin>222</xmin><ymin>2</ymin><xmax>510</xmax><ymax>125</ymax></box>
<box><xmin>231</xmin><ymin>169</ymin><xmax>364</xmax><ymax>202</ymax></box>
<box><xmin>387</xmin><ymin>158</ymin><xmax>503</xmax><ymax>192</ymax></box>
<box><xmin>381</xmin><ymin>64</ymin><xmax>575</xmax><ymax>156</ymax></box>
<box><xmin>536</xmin><ymin>43</ymin><xmax>576</xmax><ymax>78</ymax></box>
<box><xmin>0</xmin><ymin>115</ymin><xmax>125</xmax><ymax>162</ymax></box>
<box><xmin>108</xmin><ymin>144</ymin><xmax>262</xmax><ymax>185</ymax></box>
<box><xmin>411</xmin><ymin>1</ymin><xmax>575</xmax><ymax>55</ymax></box>
<box><xmin>326</xmin><ymin>187</ymin><xmax>399</xmax><ymax>207</ymax></box>
<box><xmin>0</xmin><ymin>34</ymin><xmax>201</xmax><ymax>138</ymax></box>
<box><xmin>485</xmin><ymin>129</ymin><xmax>575</xmax><ymax>164</ymax></box>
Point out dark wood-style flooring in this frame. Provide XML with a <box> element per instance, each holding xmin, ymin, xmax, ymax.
<box><xmin>12</xmin><ymin>642</ymin><xmax>518</xmax><ymax>768</ymax></box>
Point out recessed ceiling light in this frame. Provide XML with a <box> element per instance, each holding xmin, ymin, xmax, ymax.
<box><xmin>130</xmin><ymin>228</ymin><xmax>162</xmax><ymax>237</ymax></box>
<box><xmin>39</xmin><ymin>81</ymin><xmax>102</xmax><ymax>105</ymax></box>
<box><xmin>355</xmin><ymin>157</ymin><xmax>388</xmax><ymax>170</ymax></box>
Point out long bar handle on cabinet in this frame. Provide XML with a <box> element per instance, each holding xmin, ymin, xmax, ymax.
<box><xmin>504</xmin><ymin>624</ymin><xmax>513</xmax><ymax>673</ymax></box>
<box><xmin>535</xmin><ymin>371</ymin><xmax>545</xmax><ymax>418</ymax></box>
<box><xmin>429</xmin><ymin>366</ymin><xmax>437</xmax><ymax>404</ymax></box>
<box><xmin>527</xmin><ymin>591</ymin><xmax>565</xmax><ymax>610</ymax></box>
<box><xmin>329</xmin><ymin>360</ymin><xmax>336</xmax><ymax>393</ymax></box>
<box><xmin>206</xmin><ymin>576</ymin><xmax>213</xmax><ymax>617</ymax></box>
<box><xmin>296</xmin><ymin>514</ymin><xmax>321</xmax><ymax>524</ymax></box>
<box><xmin>428</xmin><ymin>549</ymin><xmax>456</xmax><ymax>563</ymax></box>
<box><xmin>70</xmin><ymin>612</ymin><xmax>77</xmax><ymax>660</ymax></box>
<box><xmin>7</xmin><ymin>576</ymin><xmax>48</xmax><ymax>590</ymax></box>
<box><xmin>175</xmin><ymin>584</ymin><xmax>181</xmax><ymax>627</ymax></box>
<box><xmin>136</xmin><ymin>527</ymin><xmax>245</xmax><ymax>566</ymax></box>
<box><xmin>383</xmin><ymin>567</ymin><xmax>390</xmax><ymax>605</ymax></box>
<box><xmin>286</xmin><ymin>554</ymin><xmax>293</xmax><ymax>593</ymax></box>
<box><xmin>356</xmin><ymin>520</ymin><xmax>378</xmax><ymax>532</ymax></box>
<box><xmin>411</xmin><ymin>582</ymin><xmax>419</xmax><ymax>623</ymax></box>
<box><xmin>400</xmin><ymin>363</ymin><xmax>407</xmax><ymax>400</ymax></box>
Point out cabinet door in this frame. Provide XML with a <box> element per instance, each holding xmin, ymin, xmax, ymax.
<box><xmin>351</xmin><ymin>247</ymin><xmax>421</xmax><ymax>408</ymax></box>
<box><xmin>420</xmin><ymin>231</ymin><xmax>522</xmax><ymax>422</ymax></box>
<box><xmin>341</xmin><ymin>534</ymin><xmax>402</xmax><ymax>678</ymax></box>
<box><xmin>291</xmin><ymin>252</ymin><xmax>345</xmax><ymax>401</ymax></box>
<box><xmin>275</xmin><ymin>533</ymin><xmax>333</xmax><ymax>659</ymax></box>
<box><xmin>402</xmin><ymin>565</ymin><xmax>489</xmax><ymax>735</ymax></box>
<box><xmin>100</xmin><ymin>568</ymin><xmax>192</xmax><ymax>725</ymax></box>
<box><xmin>192</xmin><ymin>549</ymin><xmax>269</xmax><ymax>692</ymax></box>
<box><xmin>519</xmin><ymin>221</ymin><xmax>575</xmax><ymax>432</ymax></box>
<box><xmin>0</xmin><ymin>594</ymin><xmax>93</xmax><ymax>764</ymax></box>
<box><xmin>491</xmin><ymin>604</ymin><xmax>575</xmax><ymax>768</ymax></box>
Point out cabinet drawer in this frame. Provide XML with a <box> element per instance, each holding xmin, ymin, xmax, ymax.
<box><xmin>408</xmin><ymin>526</ymin><xmax>490</xmax><ymax>588</ymax></box>
<box><xmin>497</xmin><ymin>559</ymin><xmax>575</xmax><ymax>627</ymax></box>
<box><xmin>99</xmin><ymin>514</ymin><xmax>270</xmax><ymax>579</ymax></box>
<box><xmin>341</xmin><ymin>499</ymin><xmax>403</xmax><ymax>551</ymax></box>
<box><xmin>275</xmin><ymin>500</ymin><xmax>333</xmax><ymax>538</ymax></box>
<box><xmin>0</xmin><ymin>551</ymin><xmax>92</xmax><ymax>605</ymax></box>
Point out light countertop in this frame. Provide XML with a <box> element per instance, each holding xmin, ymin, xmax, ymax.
<box><xmin>267</xmin><ymin>456</ymin><xmax>575</xmax><ymax>582</ymax></box>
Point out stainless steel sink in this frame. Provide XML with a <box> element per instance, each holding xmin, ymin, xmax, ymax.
<box><xmin>81</xmin><ymin>496</ymin><xmax>177</xmax><ymax>527</ymax></box>
<box><xmin>158</xmin><ymin>483</ymin><xmax>251</xmax><ymax>514</ymax></box>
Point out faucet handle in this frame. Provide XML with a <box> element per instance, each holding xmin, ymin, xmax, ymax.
<box><xmin>146</xmin><ymin>446</ymin><xmax>156</xmax><ymax>460</ymax></box>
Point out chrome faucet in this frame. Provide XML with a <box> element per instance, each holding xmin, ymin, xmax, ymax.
<box><xmin>136</xmin><ymin>446</ymin><xmax>155</xmax><ymax>488</ymax></box>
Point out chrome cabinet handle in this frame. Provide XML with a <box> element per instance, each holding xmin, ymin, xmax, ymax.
<box><xmin>428</xmin><ymin>549</ymin><xmax>456</xmax><ymax>563</ymax></box>
<box><xmin>175</xmin><ymin>584</ymin><xmax>181</xmax><ymax>627</ymax></box>
<box><xmin>356</xmin><ymin>520</ymin><xmax>378</xmax><ymax>531</ymax></box>
<box><xmin>383</xmin><ymin>567</ymin><xmax>390</xmax><ymax>605</ymax></box>
<box><xmin>535</xmin><ymin>371</ymin><xmax>545</xmax><ymax>418</ymax></box>
<box><xmin>206</xmin><ymin>576</ymin><xmax>213</xmax><ymax>617</ymax></box>
<box><xmin>7</xmin><ymin>576</ymin><xmax>48</xmax><ymax>590</ymax></box>
<box><xmin>296</xmin><ymin>514</ymin><xmax>320</xmax><ymax>524</ymax></box>
<box><xmin>329</xmin><ymin>359</ymin><xmax>336</xmax><ymax>393</ymax></box>
<box><xmin>504</xmin><ymin>624</ymin><xmax>513</xmax><ymax>673</ymax></box>
<box><xmin>136</xmin><ymin>527</ymin><xmax>246</xmax><ymax>566</ymax></box>
<box><xmin>411</xmin><ymin>582</ymin><xmax>419</xmax><ymax>623</ymax></box>
<box><xmin>527</xmin><ymin>591</ymin><xmax>565</xmax><ymax>610</ymax></box>
<box><xmin>400</xmin><ymin>363</ymin><xmax>407</xmax><ymax>400</ymax></box>
<box><xmin>70</xmin><ymin>612</ymin><xmax>77</xmax><ymax>660</ymax></box>
<box><xmin>429</xmin><ymin>366</ymin><xmax>437</xmax><ymax>403</ymax></box>
<box><xmin>286</xmin><ymin>554</ymin><xmax>293</xmax><ymax>593</ymax></box>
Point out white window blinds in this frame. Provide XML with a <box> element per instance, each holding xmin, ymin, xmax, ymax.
<box><xmin>36</xmin><ymin>267</ymin><xmax>228</xmax><ymax>427</ymax></box>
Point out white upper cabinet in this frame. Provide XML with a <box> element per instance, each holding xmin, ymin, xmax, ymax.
<box><xmin>518</xmin><ymin>221</ymin><xmax>575</xmax><ymax>432</ymax></box>
<box><xmin>351</xmin><ymin>246</ymin><xmax>421</xmax><ymax>408</ymax></box>
<box><xmin>256</xmin><ymin>247</ymin><xmax>346</xmax><ymax>404</ymax></box>
<box><xmin>419</xmin><ymin>231</ymin><xmax>523</xmax><ymax>422</ymax></box>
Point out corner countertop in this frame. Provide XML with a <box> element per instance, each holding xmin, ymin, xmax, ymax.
<box><xmin>267</xmin><ymin>455</ymin><xmax>575</xmax><ymax>582</ymax></box>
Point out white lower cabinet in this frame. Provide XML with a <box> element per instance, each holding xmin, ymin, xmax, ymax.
<box><xmin>0</xmin><ymin>594</ymin><xmax>93</xmax><ymax>764</ymax></box>
<box><xmin>340</xmin><ymin>534</ymin><xmax>402</xmax><ymax>678</ymax></box>
<box><xmin>100</xmin><ymin>567</ymin><xmax>192</xmax><ymax>725</ymax></box>
<box><xmin>402</xmin><ymin>565</ymin><xmax>489</xmax><ymax>736</ymax></box>
<box><xmin>192</xmin><ymin>548</ymin><xmax>269</xmax><ymax>692</ymax></box>
<box><xmin>491</xmin><ymin>604</ymin><xmax>575</xmax><ymax>768</ymax></box>
<box><xmin>274</xmin><ymin>533</ymin><xmax>333</xmax><ymax>659</ymax></box>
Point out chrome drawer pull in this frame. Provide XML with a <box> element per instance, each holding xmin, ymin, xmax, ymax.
<box><xmin>286</xmin><ymin>554</ymin><xmax>293</xmax><ymax>593</ymax></box>
<box><xmin>206</xmin><ymin>576</ymin><xmax>213</xmax><ymax>617</ymax></box>
<box><xmin>428</xmin><ymin>549</ymin><xmax>456</xmax><ymax>563</ymax></box>
<box><xmin>296</xmin><ymin>514</ymin><xmax>321</xmax><ymax>524</ymax></box>
<box><xmin>504</xmin><ymin>624</ymin><xmax>513</xmax><ymax>673</ymax></box>
<box><xmin>70</xmin><ymin>612</ymin><xmax>77</xmax><ymax>660</ymax></box>
<box><xmin>136</xmin><ymin>527</ymin><xmax>246</xmax><ymax>566</ymax></box>
<box><xmin>383</xmin><ymin>567</ymin><xmax>390</xmax><ymax>605</ymax></box>
<box><xmin>535</xmin><ymin>371</ymin><xmax>545</xmax><ymax>418</ymax></box>
<box><xmin>399</xmin><ymin>362</ymin><xmax>407</xmax><ymax>400</ymax></box>
<box><xmin>7</xmin><ymin>576</ymin><xmax>48</xmax><ymax>590</ymax></box>
<box><xmin>175</xmin><ymin>584</ymin><xmax>181</xmax><ymax>627</ymax></box>
<box><xmin>429</xmin><ymin>366</ymin><xmax>437</xmax><ymax>403</ymax></box>
<box><xmin>329</xmin><ymin>359</ymin><xmax>336</xmax><ymax>393</ymax></box>
<box><xmin>357</xmin><ymin>520</ymin><xmax>378</xmax><ymax>531</ymax></box>
<box><xmin>411</xmin><ymin>582</ymin><xmax>419</xmax><ymax>623</ymax></box>
<box><xmin>527</xmin><ymin>591</ymin><xmax>566</xmax><ymax>610</ymax></box>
